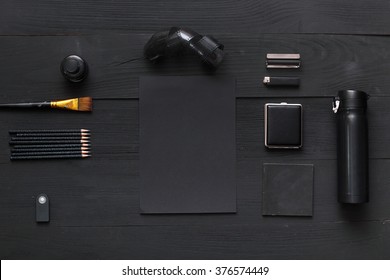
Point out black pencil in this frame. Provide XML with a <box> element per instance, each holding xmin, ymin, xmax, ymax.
<box><xmin>11</xmin><ymin>151</ymin><xmax>90</xmax><ymax>156</ymax></box>
<box><xmin>9</xmin><ymin>129</ymin><xmax>90</xmax><ymax>134</ymax></box>
<box><xmin>9</xmin><ymin>140</ymin><xmax>90</xmax><ymax>145</ymax></box>
<box><xmin>11</xmin><ymin>143</ymin><xmax>90</xmax><ymax>149</ymax></box>
<box><xmin>10</xmin><ymin>154</ymin><xmax>91</xmax><ymax>160</ymax></box>
<box><xmin>11</xmin><ymin>147</ymin><xmax>90</xmax><ymax>153</ymax></box>
<box><xmin>14</xmin><ymin>132</ymin><xmax>90</xmax><ymax>137</ymax></box>
<box><xmin>11</xmin><ymin>136</ymin><xmax>90</xmax><ymax>141</ymax></box>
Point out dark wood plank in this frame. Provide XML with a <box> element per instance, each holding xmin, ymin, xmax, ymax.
<box><xmin>2</xmin><ymin>34</ymin><xmax>390</xmax><ymax>100</ymax></box>
<box><xmin>2</xmin><ymin>1</ymin><xmax>390</xmax><ymax>35</ymax></box>
<box><xmin>1</xmin><ymin>222</ymin><xmax>389</xmax><ymax>259</ymax></box>
<box><xmin>2</xmin><ymin>156</ymin><xmax>390</xmax><ymax>227</ymax></box>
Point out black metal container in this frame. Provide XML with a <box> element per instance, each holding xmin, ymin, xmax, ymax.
<box><xmin>333</xmin><ymin>90</ymin><xmax>369</xmax><ymax>203</ymax></box>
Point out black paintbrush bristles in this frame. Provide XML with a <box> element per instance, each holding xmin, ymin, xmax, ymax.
<box><xmin>9</xmin><ymin>129</ymin><xmax>91</xmax><ymax>160</ymax></box>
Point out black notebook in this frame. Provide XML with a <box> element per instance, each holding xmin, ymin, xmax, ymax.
<box><xmin>139</xmin><ymin>76</ymin><xmax>236</xmax><ymax>214</ymax></box>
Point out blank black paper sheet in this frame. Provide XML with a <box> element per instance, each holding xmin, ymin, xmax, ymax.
<box><xmin>139</xmin><ymin>76</ymin><xmax>236</xmax><ymax>214</ymax></box>
<box><xmin>262</xmin><ymin>163</ymin><xmax>314</xmax><ymax>216</ymax></box>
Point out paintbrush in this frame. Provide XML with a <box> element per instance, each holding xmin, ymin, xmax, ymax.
<box><xmin>0</xmin><ymin>97</ymin><xmax>92</xmax><ymax>112</ymax></box>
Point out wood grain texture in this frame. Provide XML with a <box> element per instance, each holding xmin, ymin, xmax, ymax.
<box><xmin>2</xmin><ymin>1</ymin><xmax>390</xmax><ymax>35</ymax></box>
<box><xmin>1</xmin><ymin>98</ymin><xmax>390</xmax><ymax>259</ymax></box>
<box><xmin>2</xmin><ymin>34</ymin><xmax>390</xmax><ymax>100</ymax></box>
<box><xmin>0</xmin><ymin>222</ymin><xmax>389</xmax><ymax>259</ymax></box>
<box><xmin>1</xmin><ymin>1</ymin><xmax>390</xmax><ymax>259</ymax></box>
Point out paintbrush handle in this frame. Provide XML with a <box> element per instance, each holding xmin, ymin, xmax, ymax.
<box><xmin>0</xmin><ymin>102</ymin><xmax>51</xmax><ymax>108</ymax></box>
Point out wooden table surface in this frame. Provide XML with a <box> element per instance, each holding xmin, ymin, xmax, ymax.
<box><xmin>1</xmin><ymin>0</ymin><xmax>389</xmax><ymax>259</ymax></box>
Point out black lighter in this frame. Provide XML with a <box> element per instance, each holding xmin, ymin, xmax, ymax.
<box><xmin>333</xmin><ymin>90</ymin><xmax>369</xmax><ymax>204</ymax></box>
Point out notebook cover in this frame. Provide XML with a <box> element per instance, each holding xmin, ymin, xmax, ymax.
<box><xmin>139</xmin><ymin>76</ymin><xmax>236</xmax><ymax>214</ymax></box>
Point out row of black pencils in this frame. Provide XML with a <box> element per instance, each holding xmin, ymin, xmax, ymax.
<box><xmin>9</xmin><ymin>129</ymin><xmax>91</xmax><ymax>160</ymax></box>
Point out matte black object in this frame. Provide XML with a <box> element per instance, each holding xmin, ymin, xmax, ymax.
<box><xmin>9</xmin><ymin>140</ymin><xmax>89</xmax><ymax>145</ymax></box>
<box><xmin>333</xmin><ymin>90</ymin><xmax>369</xmax><ymax>204</ymax></box>
<box><xmin>11</xmin><ymin>154</ymin><xmax>90</xmax><ymax>160</ymax></box>
<box><xmin>265</xmin><ymin>103</ymin><xmax>302</xmax><ymax>149</ymax></box>
<box><xmin>12</xmin><ymin>148</ymin><xmax>89</xmax><ymax>153</ymax></box>
<box><xmin>60</xmin><ymin>55</ymin><xmax>88</xmax><ymax>82</ymax></box>
<box><xmin>262</xmin><ymin>163</ymin><xmax>314</xmax><ymax>216</ymax></box>
<box><xmin>14</xmin><ymin>133</ymin><xmax>89</xmax><ymax>137</ymax></box>
<box><xmin>139</xmin><ymin>76</ymin><xmax>236</xmax><ymax>213</ymax></box>
<box><xmin>11</xmin><ymin>151</ymin><xmax>85</xmax><ymax>156</ymax></box>
<box><xmin>36</xmin><ymin>194</ymin><xmax>49</xmax><ymax>222</ymax></box>
<box><xmin>12</xmin><ymin>144</ymin><xmax>88</xmax><ymax>149</ymax></box>
<box><xmin>144</xmin><ymin>27</ymin><xmax>225</xmax><ymax>68</ymax></box>
<box><xmin>263</xmin><ymin>76</ymin><xmax>300</xmax><ymax>87</ymax></box>
<box><xmin>266</xmin><ymin>59</ymin><xmax>301</xmax><ymax>69</ymax></box>
<box><xmin>10</xmin><ymin>129</ymin><xmax>90</xmax><ymax>134</ymax></box>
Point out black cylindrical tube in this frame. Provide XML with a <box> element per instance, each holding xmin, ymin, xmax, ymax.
<box><xmin>335</xmin><ymin>90</ymin><xmax>369</xmax><ymax>203</ymax></box>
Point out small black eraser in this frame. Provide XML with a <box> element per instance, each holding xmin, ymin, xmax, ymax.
<box><xmin>36</xmin><ymin>194</ymin><xmax>49</xmax><ymax>222</ymax></box>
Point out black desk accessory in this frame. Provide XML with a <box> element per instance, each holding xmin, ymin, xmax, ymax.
<box><xmin>60</xmin><ymin>55</ymin><xmax>88</xmax><ymax>82</ymax></box>
<box><xmin>9</xmin><ymin>129</ymin><xmax>91</xmax><ymax>160</ymax></box>
<box><xmin>0</xmin><ymin>97</ymin><xmax>92</xmax><ymax>112</ymax></box>
<box><xmin>139</xmin><ymin>76</ymin><xmax>236</xmax><ymax>213</ymax></box>
<box><xmin>264</xmin><ymin>102</ymin><xmax>302</xmax><ymax>149</ymax></box>
<box><xmin>144</xmin><ymin>27</ymin><xmax>225</xmax><ymax>68</ymax></box>
<box><xmin>262</xmin><ymin>163</ymin><xmax>314</xmax><ymax>216</ymax></box>
<box><xmin>36</xmin><ymin>194</ymin><xmax>49</xmax><ymax>222</ymax></box>
<box><xmin>266</xmin><ymin>53</ymin><xmax>301</xmax><ymax>69</ymax></box>
<box><xmin>263</xmin><ymin>76</ymin><xmax>300</xmax><ymax>87</ymax></box>
<box><xmin>333</xmin><ymin>90</ymin><xmax>369</xmax><ymax>204</ymax></box>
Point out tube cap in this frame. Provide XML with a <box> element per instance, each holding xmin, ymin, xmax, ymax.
<box><xmin>61</xmin><ymin>55</ymin><xmax>88</xmax><ymax>82</ymax></box>
<box><xmin>338</xmin><ymin>90</ymin><xmax>368</xmax><ymax>109</ymax></box>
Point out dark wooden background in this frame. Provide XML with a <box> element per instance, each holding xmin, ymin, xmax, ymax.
<box><xmin>1</xmin><ymin>0</ymin><xmax>390</xmax><ymax>259</ymax></box>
